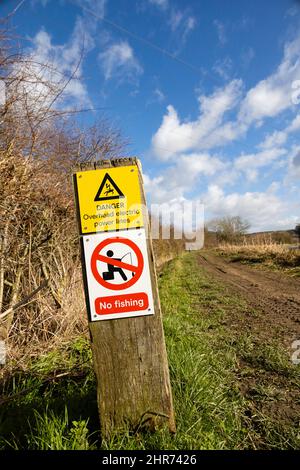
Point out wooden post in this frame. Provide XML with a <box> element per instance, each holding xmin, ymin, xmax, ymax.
<box><xmin>73</xmin><ymin>157</ymin><xmax>175</xmax><ymax>437</ymax></box>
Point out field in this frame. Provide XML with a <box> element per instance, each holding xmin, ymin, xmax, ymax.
<box><xmin>1</xmin><ymin>250</ymin><xmax>299</xmax><ymax>450</ymax></box>
<box><xmin>216</xmin><ymin>242</ymin><xmax>300</xmax><ymax>277</ymax></box>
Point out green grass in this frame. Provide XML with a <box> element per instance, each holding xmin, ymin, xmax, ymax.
<box><xmin>0</xmin><ymin>252</ymin><xmax>299</xmax><ymax>450</ymax></box>
<box><xmin>0</xmin><ymin>337</ymin><xmax>99</xmax><ymax>450</ymax></box>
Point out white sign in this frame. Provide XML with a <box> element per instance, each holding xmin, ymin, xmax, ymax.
<box><xmin>82</xmin><ymin>228</ymin><xmax>154</xmax><ymax>321</ymax></box>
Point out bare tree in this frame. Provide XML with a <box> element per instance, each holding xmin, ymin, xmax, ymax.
<box><xmin>208</xmin><ymin>216</ymin><xmax>250</xmax><ymax>244</ymax></box>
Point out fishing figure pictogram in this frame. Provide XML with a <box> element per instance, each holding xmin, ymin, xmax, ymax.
<box><xmin>102</xmin><ymin>250</ymin><xmax>135</xmax><ymax>281</ymax></box>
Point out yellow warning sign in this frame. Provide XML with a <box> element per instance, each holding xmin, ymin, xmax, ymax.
<box><xmin>73</xmin><ymin>165</ymin><xmax>144</xmax><ymax>234</ymax></box>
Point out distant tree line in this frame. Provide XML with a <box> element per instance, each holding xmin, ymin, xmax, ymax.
<box><xmin>208</xmin><ymin>216</ymin><xmax>250</xmax><ymax>244</ymax></box>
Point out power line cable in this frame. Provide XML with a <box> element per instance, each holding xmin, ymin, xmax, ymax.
<box><xmin>66</xmin><ymin>1</ymin><xmax>234</xmax><ymax>152</ymax></box>
<box><xmin>69</xmin><ymin>0</ymin><xmax>224</xmax><ymax>86</ymax></box>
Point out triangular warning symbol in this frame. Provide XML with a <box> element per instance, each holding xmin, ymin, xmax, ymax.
<box><xmin>94</xmin><ymin>173</ymin><xmax>125</xmax><ymax>202</ymax></box>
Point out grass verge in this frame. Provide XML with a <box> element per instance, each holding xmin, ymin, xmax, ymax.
<box><xmin>0</xmin><ymin>252</ymin><xmax>299</xmax><ymax>449</ymax></box>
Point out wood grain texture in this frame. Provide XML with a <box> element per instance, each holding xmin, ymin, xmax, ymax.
<box><xmin>74</xmin><ymin>157</ymin><xmax>175</xmax><ymax>437</ymax></box>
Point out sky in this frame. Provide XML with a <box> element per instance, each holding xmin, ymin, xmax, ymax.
<box><xmin>1</xmin><ymin>0</ymin><xmax>300</xmax><ymax>232</ymax></box>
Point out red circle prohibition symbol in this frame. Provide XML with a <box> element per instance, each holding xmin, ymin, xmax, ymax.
<box><xmin>90</xmin><ymin>237</ymin><xmax>144</xmax><ymax>291</ymax></box>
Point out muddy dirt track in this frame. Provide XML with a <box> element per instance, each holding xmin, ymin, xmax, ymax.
<box><xmin>198</xmin><ymin>252</ymin><xmax>300</xmax><ymax>347</ymax></box>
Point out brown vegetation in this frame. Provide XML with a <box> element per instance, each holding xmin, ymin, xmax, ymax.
<box><xmin>0</xmin><ymin>22</ymin><xmax>184</xmax><ymax>372</ymax></box>
<box><xmin>216</xmin><ymin>240</ymin><xmax>300</xmax><ymax>272</ymax></box>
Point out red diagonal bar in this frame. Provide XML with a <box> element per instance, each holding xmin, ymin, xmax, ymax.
<box><xmin>96</xmin><ymin>254</ymin><xmax>139</xmax><ymax>273</ymax></box>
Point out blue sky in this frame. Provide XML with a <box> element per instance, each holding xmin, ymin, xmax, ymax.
<box><xmin>2</xmin><ymin>0</ymin><xmax>300</xmax><ymax>231</ymax></box>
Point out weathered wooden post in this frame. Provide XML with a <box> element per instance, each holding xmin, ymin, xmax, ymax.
<box><xmin>72</xmin><ymin>157</ymin><xmax>175</xmax><ymax>437</ymax></box>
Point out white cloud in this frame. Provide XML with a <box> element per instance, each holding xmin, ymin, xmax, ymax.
<box><xmin>9</xmin><ymin>19</ymin><xmax>94</xmax><ymax>121</ymax></box>
<box><xmin>32</xmin><ymin>0</ymin><xmax>106</xmax><ymax>16</ymax></box>
<box><xmin>169</xmin><ymin>9</ymin><xmax>183</xmax><ymax>30</ymax></box>
<box><xmin>72</xmin><ymin>0</ymin><xmax>106</xmax><ymax>17</ymax></box>
<box><xmin>166</xmin><ymin>8</ymin><xmax>196</xmax><ymax>49</ymax></box>
<box><xmin>154</xmin><ymin>88</ymin><xmax>165</xmax><ymax>102</ymax></box>
<box><xmin>145</xmin><ymin>141</ymin><xmax>297</xmax><ymax>232</ymax></box>
<box><xmin>239</xmin><ymin>35</ymin><xmax>300</xmax><ymax>125</ymax></box>
<box><xmin>144</xmin><ymin>152</ymin><xmax>226</xmax><ymax>204</ymax></box>
<box><xmin>213</xmin><ymin>20</ymin><xmax>227</xmax><ymax>45</ymax></box>
<box><xmin>284</xmin><ymin>145</ymin><xmax>300</xmax><ymax>182</ymax></box>
<box><xmin>239</xmin><ymin>81</ymin><xmax>286</xmax><ymax>124</ymax></box>
<box><xmin>178</xmin><ymin>153</ymin><xmax>226</xmax><ymax>176</ymax></box>
<box><xmin>145</xmin><ymin>167</ymin><xmax>297</xmax><ymax>231</ymax></box>
<box><xmin>234</xmin><ymin>147</ymin><xmax>287</xmax><ymax>181</ymax></box>
<box><xmin>293</xmin><ymin>151</ymin><xmax>300</xmax><ymax>168</ymax></box>
<box><xmin>149</xmin><ymin>88</ymin><xmax>165</xmax><ymax>105</ymax></box>
<box><xmin>203</xmin><ymin>184</ymin><xmax>293</xmax><ymax>231</ymax></box>
<box><xmin>148</xmin><ymin>1</ymin><xmax>195</xmax><ymax>46</ymax></box>
<box><xmin>143</xmin><ymin>173</ymin><xmax>170</xmax><ymax>203</ymax></box>
<box><xmin>286</xmin><ymin>113</ymin><xmax>300</xmax><ymax>132</ymax></box>
<box><xmin>152</xmin><ymin>79</ymin><xmax>243</xmax><ymax>160</ymax></box>
<box><xmin>285</xmin><ymin>5</ymin><xmax>299</xmax><ymax>17</ymax></box>
<box><xmin>31</xmin><ymin>0</ymin><xmax>50</xmax><ymax>6</ymax></box>
<box><xmin>258</xmin><ymin>112</ymin><xmax>300</xmax><ymax>150</ymax></box>
<box><xmin>186</xmin><ymin>16</ymin><xmax>196</xmax><ymax>32</ymax></box>
<box><xmin>34</xmin><ymin>21</ymin><xmax>92</xmax><ymax>107</ymax></box>
<box><xmin>147</xmin><ymin>33</ymin><xmax>300</xmax><ymax>232</ymax></box>
<box><xmin>151</xmin><ymin>32</ymin><xmax>300</xmax><ymax>164</ymax></box>
<box><xmin>166</xmin><ymin>153</ymin><xmax>226</xmax><ymax>196</ymax></box>
<box><xmin>258</xmin><ymin>131</ymin><xmax>288</xmax><ymax>150</ymax></box>
<box><xmin>213</xmin><ymin>168</ymin><xmax>240</xmax><ymax>188</ymax></box>
<box><xmin>99</xmin><ymin>41</ymin><xmax>143</xmax><ymax>81</ymax></box>
<box><xmin>146</xmin><ymin>88</ymin><xmax>166</xmax><ymax>107</ymax></box>
<box><xmin>213</xmin><ymin>57</ymin><xmax>233</xmax><ymax>80</ymax></box>
<box><xmin>149</xmin><ymin>0</ymin><xmax>168</xmax><ymax>9</ymax></box>
<box><xmin>241</xmin><ymin>47</ymin><xmax>255</xmax><ymax>68</ymax></box>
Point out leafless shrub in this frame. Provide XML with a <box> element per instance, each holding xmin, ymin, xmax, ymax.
<box><xmin>0</xmin><ymin>19</ymin><xmax>128</xmax><ymax>368</ymax></box>
<box><xmin>208</xmin><ymin>216</ymin><xmax>250</xmax><ymax>244</ymax></box>
<box><xmin>0</xmin><ymin>18</ymin><xmax>184</xmax><ymax>372</ymax></box>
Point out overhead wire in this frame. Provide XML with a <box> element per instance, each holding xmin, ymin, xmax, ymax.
<box><xmin>69</xmin><ymin>0</ymin><xmax>225</xmax><ymax>87</ymax></box>
<box><xmin>67</xmin><ymin>0</ymin><xmax>232</xmax><ymax>154</ymax></box>
<box><xmin>12</xmin><ymin>0</ymin><xmax>228</xmax><ymax>153</ymax></box>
